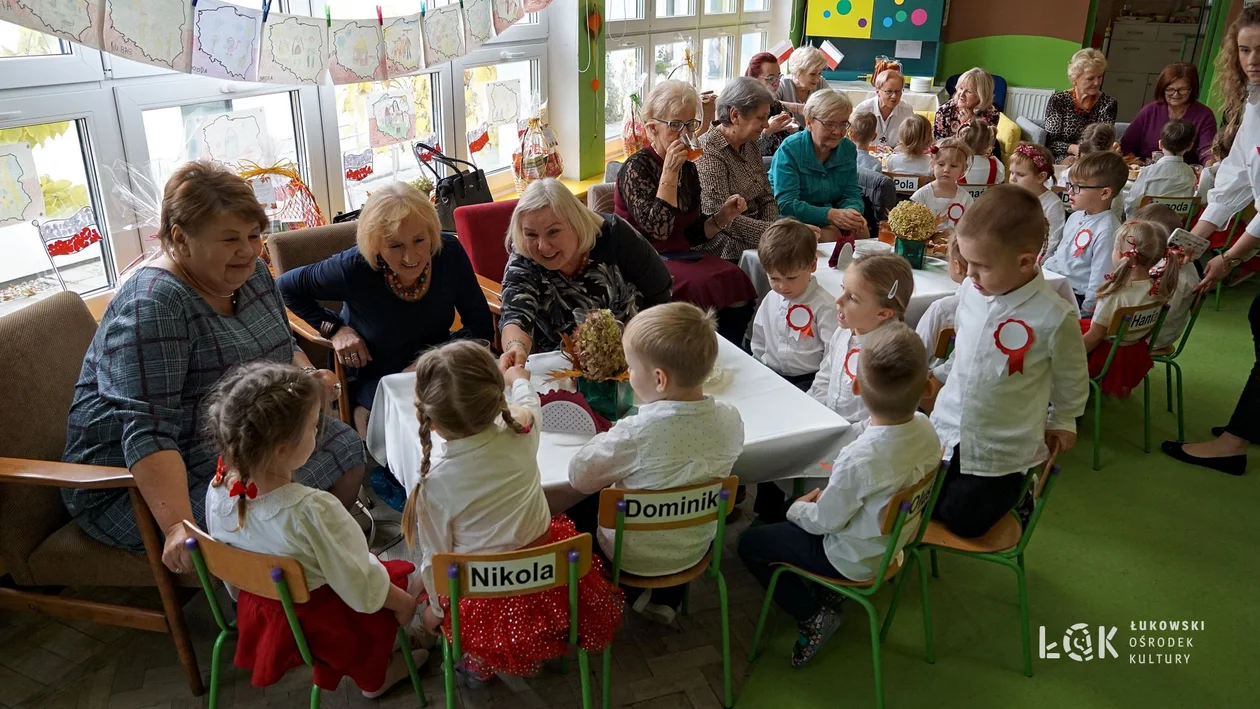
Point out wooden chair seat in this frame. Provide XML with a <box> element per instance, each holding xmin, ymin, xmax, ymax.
<box><xmin>617</xmin><ymin>551</ymin><xmax>711</xmax><ymax>590</ymax></box>
<box><xmin>772</xmin><ymin>554</ymin><xmax>905</xmax><ymax>589</ymax></box>
<box><xmin>1151</xmin><ymin>345</ymin><xmax>1176</xmax><ymax>357</ymax></box>
<box><xmin>922</xmin><ymin>517</ymin><xmax>1021</xmax><ymax>554</ymax></box>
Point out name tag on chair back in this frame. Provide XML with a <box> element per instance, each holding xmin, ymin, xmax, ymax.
<box><xmin>961</xmin><ymin>184</ymin><xmax>988</xmax><ymax>201</ymax></box>
<box><xmin>432</xmin><ymin>533</ymin><xmax>593</xmax><ymax>600</ymax></box>
<box><xmin>597</xmin><ymin>477</ymin><xmax>739</xmax><ymax>531</ymax></box>
<box><xmin>887</xmin><ymin>173</ymin><xmax>922</xmax><ymax>194</ymax></box>
<box><xmin>881</xmin><ymin>467</ymin><xmax>939</xmax><ymax>549</ymax></box>
<box><xmin>1142</xmin><ymin>196</ymin><xmax>1197</xmax><ymax>216</ymax></box>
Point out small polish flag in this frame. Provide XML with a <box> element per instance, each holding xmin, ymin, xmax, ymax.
<box><xmin>820</xmin><ymin>40</ymin><xmax>844</xmax><ymax>70</ymax></box>
<box><xmin>769</xmin><ymin>39</ymin><xmax>793</xmax><ymax>65</ymax></box>
<box><xmin>467</xmin><ymin>123</ymin><xmax>490</xmax><ymax>153</ymax></box>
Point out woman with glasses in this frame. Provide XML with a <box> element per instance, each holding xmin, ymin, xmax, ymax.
<box><xmin>769</xmin><ymin>89</ymin><xmax>867</xmax><ymax>241</ymax></box>
<box><xmin>1043</xmin><ymin>49</ymin><xmax>1119</xmax><ymax>162</ymax></box>
<box><xmin>745</xmin><ymin>52</ymin><xmax>798</xmax><ymax>155</ymax></box>
<box><xmin>614</xmin><ymin>79</ymin><xmax>757</xmax><ymax>344</ymax></box>
<box><xmin>934</xmin><ymin>67</ymin><xmax>1001</xmax><ymax>141</ymax></box>
<box><xmin>853</xmin><ymin>68</ymin><xmax>914</xmax><ymax>147</ymax></box>
<box><xmin>776</xmin><ymin>45</ymin><xmax>832</xmax><ymax>127</ymax></box>
<box><xmin>1121</xmin><ymin>63</ymin><xmax>1218</xmax><ymax>166</ymax></box>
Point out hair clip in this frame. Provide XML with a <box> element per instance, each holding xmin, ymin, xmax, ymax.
<box><xmin>229</xmin><ymin>480</ymin><xmax>258</xmax><ymax>499</ymax></box>
<box><xmin>1103</xmin><ymin>273</ymin><xmax>1114</xmax><ymax>282</ymax></box>
<box><xmin>520</xmin><ymin>424</ymin><xmax>532</xmax><ymax>434</ymax></box>
<box><xmin>927</xmin><ymin>145</ymin><xmax>939</xmax><ymax>155</ymax></box>
<box><xmin>214</xmin><ymin>456</ymin><xmax>227</xmax><ymax>485</ymax></box>
<box><xmin>886</xmin><ymin>279</ymin><xmax>900</xmax><ymax>301</ymax></box>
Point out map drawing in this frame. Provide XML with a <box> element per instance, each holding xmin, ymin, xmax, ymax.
<box><xmin>191</xmin><ymin>0</ymin><xmax>260</xmax><ymax>81</ymax></box>
<box><xmin>486</xmin><ymin>80</ymin><xmax>521</xmax><ymax>127</ymax></box>
<box><xmin>463</xmin><ymin>0</ymin><xmax>492</xmax><ymax>51</ymax></box>
<box><xmin>257</xmin><ymin>12</ymin><xmax>327</xmax><ymax>84</ymax></box>
<box><xmin>328</xmin><ymin>19</ymin><xmax>385</xmax><ymax>83</ymax></box>
<box><xmin>194</xmin><ymin>109</ymin><xmax>268</xmax><ymax>166</ymax></box>
<box><xmin>103</xmin><ymin>0</ymin><xmax>192</xmax><ymax>72</ymax></box>
<box><xmin>421</xmin><ymin>3</ymin><xmax>464</xmax><ymax>68</ymax></box>
<box><xmin>0</xmin><ymin>143</ymin><xmax>44</xmax><ymax>227</ymax></box>
<box><xmin>368</xmin><ymin>92</ymin><xmax>416</xmax><ymax>148</ymax></box>
<box><xmin>1</xmin><ymin>0</ymin><xmax>102</xmax><ymax>49</ymax></box>
<box><xmin>382</xmin><ymin>14</ymin><xmax>423</xmax><ymax>78</ymax></box>
<box><xmin>492</xmin><ymin>0</ymin><xmax>523</xmax><ymax>36</ymax></box>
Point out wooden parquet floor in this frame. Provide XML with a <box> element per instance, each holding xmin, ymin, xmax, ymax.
<box><xmin>0</xmin><ymin>505</ymin><xmax>768</xmax><ymax>709</ymax></box>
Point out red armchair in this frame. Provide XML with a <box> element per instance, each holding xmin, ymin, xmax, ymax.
<box><xmin>454</xmin><ymin>199</ymin><xmax>518</xmax><ymax>283</ymax></box>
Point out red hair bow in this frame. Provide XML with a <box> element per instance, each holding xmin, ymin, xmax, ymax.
<box><xmin>229</xmin><ymin>481</ymin><xmax>258</xmax><ymax>499</ymax></box>
<box><xmin>927</xmin><ymin>144</ymin><xmax>939</xmax><ymax>155</ymax></box>
<box><xmin>214</xmin><ymin>456</ymin><xmax>227</xmax><ymax>485</ymax></box>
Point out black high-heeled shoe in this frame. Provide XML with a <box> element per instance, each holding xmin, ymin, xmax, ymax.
<box><xmin>1160</xmin><ymin>441</ymin><xmax>1247</xmax><ymax>476</ymax></box>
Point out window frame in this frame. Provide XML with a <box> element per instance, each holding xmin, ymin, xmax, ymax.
<box><xmin>698</xmin><ymin>27</ymin><xmax>737</xmax><ymax>94</ymax></box>
<box><xmin>737</xmin><ymin>22</ymin><xmax>769</xmax><ymax>76</ymax></box>
<box><xmin>603</xmin><ymin>35</ymin><xmax>648</xmax><ymax>153</ymax></box>
<box><xmin>0</xmin><ymin>33</ymin><xmax>104</xmax><ymax>88</ymax></box>
<box><xmin>649</xmin><ymin>31</ymin><xmax>698</xmax><ymax>89</ymax></box>
<box><xmin>606</xmin><ymin>0</ymin><xmax>649</xmax><ymax>31</ymax></box>
<box><xmin>0</xmin><ymin>86</ymin><xmax>133</xmax><ymax>281</ymax></box>
<box><xmin>112</xmin><ymin>75</ymin><xmax>331</xmax><ymax>232</ymax></box>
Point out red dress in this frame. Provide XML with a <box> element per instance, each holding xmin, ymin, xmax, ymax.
<box><xmin>435</xmin><ymin>515</ymin><xmax>623</xmax><ymax>677</ymax></box>
<box><xmin>1080</xmin><ymin>319</ymin><xmax>1154</xmax><ymax>398</ymax></box>
<box><xmin>234</xmin><ymin>558</ymin><xmax>415</xmax><ymax>692</ymax></box>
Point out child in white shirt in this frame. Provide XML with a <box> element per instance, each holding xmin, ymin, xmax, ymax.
<box><xmin>1058</xmin><ymin>122</ymin><xmax>1126</xmax><ymax>223</ymax></box>
<box><xmin>1132</xmin><ymin>203</ymin><xmax>1203</xmax><ymax>349</ymax></box>
<box><xmin>204</xmin><ymin>363</ymin><xmax>426</xmax><ymax>698</ymax></box>
<box><xmin>1125</xmin><ymin>119</ymin><xmax>1199</xmax><ymax>217</ymax></box>
<box><xmin>1195</xmin><ymin>130</ymin><xmax>1231</xmax><ymax>201</ymax></box>
<box><xmin>809</xmin><ymin>252</ymin><xmax>915</xmax><ymax>424</ymax></box>
<box><xmin>957</xmin><ymin>117</ymin><xmax>1006</xmax><ymax>185</ymax></box>
<box><xmin>569</xmin><ymin>303</ymin><xmax>743</xmax><ymax>625</ymax></box>
<box><xmin>1043</xmin><ymin>150</ymin><xmax>1130</xmax><ymax>316</ymax></box>
<box><xmin>933</xmin><ymin>185</ymin><xmax>1089</xmax><ymax>538</ymax></box>
<box><xmin>405</xmin><ymin>341</ymin><xmax>622</xmax><ymax>680</ymax></box>
<box><xmin>915</xmin><ymin>235</ymin><xmax>966</xmax><ymax>388</ymax></box>
<box><xmin>738</xmin><ymin>323</ymin><xmax>941</xmax><ymax>667</ymax></box>
<box><xmin>1081</xmin><ymin>221</ymin><xmax>1181</xmax><ymax>397</ymax></box>
<box><xmin>884</xmin><ymin>114</ymin><xmax>933</xmax><ymax>175</ymax></box>
<box><xmin>752</xmin><ymin>218</ymin><xmax>838</xmax><ymax>391</ymax></box>
<box><xmin>1008</xmin><ymin>142</ymin><xmax>1066</xmax><ymax>259</ymax></box>
<box><xmin>910</xmin><ymin>138</ymin><xmax>974</xmax><ymax>233</ymax></box>
<box><xmin>849</xmin><ymin>111</ymin><xmax>884</xmax><ymax>173</ymax></box>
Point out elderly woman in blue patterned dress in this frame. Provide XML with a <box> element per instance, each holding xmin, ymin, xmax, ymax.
<box><xmin>61</xmin><ymin>161</ymin><xmax>365</xmax><ymax>574</ymax></box>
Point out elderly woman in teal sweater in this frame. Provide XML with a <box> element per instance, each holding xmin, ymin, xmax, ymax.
<box><xmin>769</xmin><ymin>89</ymin><xmax>867</xmax><ymax>241</ymax></box>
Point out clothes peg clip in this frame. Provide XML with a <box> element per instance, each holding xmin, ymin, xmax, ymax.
<box><xmin>376</xmin><ymin>5</ymin><xmax>383</xmax><ymax>24</ymax></box>
<box><xmin>325</xmin><ymin>4</ymin><xmax>331</xmax><ymax>27</ymax></box>
<box><xmin>261</xmin><ymin>0</ymin><xmax>272</xmax><ymax>23</ymax></box>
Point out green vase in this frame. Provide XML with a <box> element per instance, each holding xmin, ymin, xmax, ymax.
<box><xmin>895</xmin><ymin>237</ymin><xmax>926</xmax><ymax>269</ymax></box>
<box><xmin>575</xmin><ymin>377</ymin><xmax>634</xmax><ymax>422</ymax></box>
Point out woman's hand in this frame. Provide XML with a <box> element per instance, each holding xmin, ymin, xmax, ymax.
<box><xmin>827</xmin><ymin>208</ymin><xmax>866</xmax><ymax>232</ymax></box>
<box><xmin>331</xmin><ymin>326</ymin><xmax>371</xmax><ymax>369</ymax></box>
<box><xmin>766</xmin><ymin>112</ymin><xmax>794</xmax><ymax>135</ymax></box>
<box><xmin>311</xmin><ymin>369</ymin><xmax>340</xmax><ymax>405</ymax></box>
<box><xmin>1196</xmin><ymin>255</ymin><xmax>1232</xmax><ymax>294</ymax></box>
<box><xmin>498</xmin><ymin>346</ymin><xmax>528</xmax><ymax>372</ymax></box>
<box><xmin>717</xmin><ymin>194</ymin><xmax>747</xmax><ymax>227</ymax></box>
<box><xmin>161</xmin><ymin>522</ymin><xmax>193</xmax><ymax>574</ymax></box>
<box><xmin>662</xmin><ymin>140</ymin><xmax>689</xmax><ymax>177</ymax></box>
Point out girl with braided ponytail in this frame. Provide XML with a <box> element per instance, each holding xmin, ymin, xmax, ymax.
<box><xmin>204</xmin><ymin>362</ymin><xmax>427</xmax><ymax>698</ymax></box>
<box><xmin>402</xmin><ymin>340</ymin><xmax>622</xmax><ymax>685</ymax></box>
<box><xmin>1080</xmin><ymin>221</ymin><xmax>1182</xmax><ymax>397</ymax></box>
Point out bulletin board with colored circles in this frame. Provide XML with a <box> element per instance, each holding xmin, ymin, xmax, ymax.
<box><xmin>806</xmin><ymin>0</ymin><xmax>945</xmax><ymax>42</ymax></box>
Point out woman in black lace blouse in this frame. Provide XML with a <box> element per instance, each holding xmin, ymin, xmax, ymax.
<box><xmin>613</xmin><ymin>79</ymin><xmax>758</xmax><ymax>344</ymax></box>
<box><xmin>1043</xmin><ymin>48</ymin><xmax>1118</xmax><ymax>162</ymax></box>
<box><xmin>497</xmin><ymin>179</ymin><xmax>672</xmax><ymax>368</ymax></box>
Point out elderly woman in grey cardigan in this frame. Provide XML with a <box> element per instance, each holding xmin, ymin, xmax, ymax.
<box><xmin>776</xmin><ymin>45</ymin><xmax>832</xmax><ymax>127</ymax></box>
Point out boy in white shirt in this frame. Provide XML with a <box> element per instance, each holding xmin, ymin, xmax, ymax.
<box><xmin>752</xmin><ymin>218</ymin><xmax>839</xmax><ymax>391</ymax></box>
<box><xmin>1043</xmin><ymin>150</ymin><xmax>1130</xmax><ymax>316</ymax></box>
<box><xmin>569</xmin><ymin>302</ymin><xmax>744</xmax><ymax>625</ymax></box>
<box><xmin>932</xmin><ymin>185</ymin><xmax>1089</xmax><ymax>538</ymax></box>
<box><xmin>1125</xmin><ymin>119</ymin><xmax>1199</xmax><ymax>217</ymax></box>
<box><xmin>848</xmin><ymin>112</ymin><xmax>885</xmax><ymax>173</ymax></box>
<box><xmin>738</xmin><ymin>322</ymin><xmax>940</xmax><ymax>667</ymax></box>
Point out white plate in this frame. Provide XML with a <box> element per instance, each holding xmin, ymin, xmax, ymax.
<box><xmin>854</xmin><ymin>240</ymin><xmax>893</xmax><ymax>257</ymax></box>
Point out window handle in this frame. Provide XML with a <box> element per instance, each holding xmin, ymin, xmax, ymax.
<box><xmin>500</xmin><ymin>51</ymin><xmax>526</xmax><ymax>60</ymax></box>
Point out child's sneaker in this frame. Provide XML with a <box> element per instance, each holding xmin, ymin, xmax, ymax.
<box><xmin>631</xmin><ymin>589</ymin><xmax>677</xmax><ymax>625</ymax></box>
<box><xmin>791</xmin><ymin>606</ymin><xmax>843</xmax><ymax>668</ymax></box>
<box><xmin>456</xmin><ymin>661</ymin><xmax>494</xmax><ymax>690</ymax></box>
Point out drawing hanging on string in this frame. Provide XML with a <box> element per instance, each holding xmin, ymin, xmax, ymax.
<box><xmin>485</xmin><ymin>80</ymin><xmax>521</xmax><ymax>126</ymax></box>
<box><xmin>0</xmin><ymin>0</ymin><xmax>104</xmax><ymax>50</ymax></box>
<box><xmin>102</xmin><ymin>0</ymin><xmax>193</xmax><ymax>72</ymax></box>
<box><xmin>382</xmin><ymin>13</ymin><xmax>423</xmax><ymax>77</ymax></box>
<box><xmin>328</xmin><ymin>18</ymin><xmax>386</xmax><ymax>83</ymax></box>
<box><xmin>191</xmin><ymin>0</ymin><xmax>260</xmax><ymax>81</ymax></box>
<box><xmin>463</xmin><ymin>0</ymin><xmax>493</xmax><ymax>50</ymax></box>
<box><xmin>0</xmin><ymin>142</ymin><xmax>44</xmax><ymax>227</ymax></box>
<box><xmin>367</xmin><ymin>92</ymin><xmax>416</xmax><ymax>148</ymax></box>
<box><xmin>343</xmin><ymin>148</ymin><xmax>374</xmax><ymax>181</ymax></box>
<box><xmin>421</xmin><ymin>3</ymin><xmax>464</xmax><ymax>68</ymax></box>
<box><xmin>193</xmin><ymin>109</ymin><xmax>268</xmax><ymax>165</ymax></box>
<box><xmin>492</xmin><ymin>0</ymin><xmax>524</xmax><ymax>36</ymax></box>
<box><xmin>257</xmin><ymin>11</ymin><xmax>327</xmax><ymax>84</ymax></box>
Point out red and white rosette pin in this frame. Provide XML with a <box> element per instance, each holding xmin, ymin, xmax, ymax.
<box><xmin>843</xmin><ymin>347</ymin><xmax>861</xmax><ymax>393</ymax></box>
<box><xmin>946</xmin><ymin>202</ymin><xmax>966</xmax><ymax>225</ymax></box>
<box><xmin>994</xmin><ymin>319</ymin><xmax>1034</xmax><ymax>375</ymax></box>
<box><xmin>786</xmin><ymin>304</ymin><xmax>815</xmax><ymax>340</ymax></box>
<box><xmin>1072</xmin><ymin>229</ymin><xmax>1093</xmax><ymax>258</ymax></box>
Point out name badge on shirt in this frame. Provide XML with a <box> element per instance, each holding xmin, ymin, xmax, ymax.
<box><xmin>843</xmin><ymin>347</ymin><xmax>861</xmax><ymax>393</ymax></box>
<box><xmin>786</xmin><ymin>304</ymin><xmax>815</xmax><ymax>340</ymax></box>
<box><xmin>1072</xmin><ymin>229</ymin><xmax>1093</xmax><ymax>258</ymax></box>
<box><xmin>994</xmin><ymin>319</ymin><xmax>1035</xmax><ymax>375</ymax></box>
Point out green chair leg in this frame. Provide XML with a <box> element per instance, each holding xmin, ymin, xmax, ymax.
<box><xmin>792</xmin><ymin>478</ymin><xmax>805</xmax><ymax>497</ymax></box>
<box><xmin>397</xmin><ymin>627</ymin><xmax>427</xmax><ymax>707</ymax></box>
<box><xmin>601</xmin><ymin>649</ymin><xmax>613</xmax><ymax>709</ymax></box>
<box><xmin>1215</xmin><ymin>279</ymin><xmax>1223</xmax><ymax>310</ymax></box>
<box><xmin>916</xmin><ymin>550</ymin><xmax>935</xmax><ymax>664</ymax></box>
<box><xmin>1173</xmin><ymin>361</ymin><xmax>1185</xmax><ymax>441</ymax></box>
<box><xmin>878</xmin><ymin>555</ymin><xmax>911</xmax><ymax>643</ymax></box>
<box><xmin>1092</xmin><ymin>383</ymin><xmax>1103</xmax><ymax>470</ymax></box>
<box><xmin>1143</xmin><ymin>375</ymin><xmax>1151</xmax><ymax>453</ymax></box>
<box><xmin>309</xmin><ymin>683</ymin><xmax>321</xmax><ymax>709</ymax></box>
<box><xmin>715</xmin><ymin>571</ymin><xmax>733</xmax><ymax>708</ymax></box>
<box><xmin>441</xmin><ymin>637</ymin><xmax>457</xmax><ymax>709</ymax></box>
<box><xmin>748</xmin><ymin>567</ymin><xmax>785</xmax><ymax>662</ymax></box>
<box><xmin>1165</xmin><ymin>362</ymin><xmax>1173</xmax><ymax>413</ymax></box>
<box><xmin>855</xmin><ymin>596</ymin><xmax>885</xmax><ymax>709</ymax></box>
<box><xmin>208</xmin><ymin>628</ymin><xmax>230</xmax><ymax>709</ymax></box>
<box><xmin>578</xmin><ymin>649</ymin><xmax>593</xmax><ymax>709</ymax></box>
<box><xmin>1014</xmin><ymin>561</ymin><xmax>1033</xmax><ymax>677</ymax></box>
<box><xmin>930</xmin><ymin>548</ymin><xmax>939</xmax><ymax>578</ymax></box>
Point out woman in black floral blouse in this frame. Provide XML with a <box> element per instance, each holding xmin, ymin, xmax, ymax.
<box><xmin>933</xmin><ymin>67</ymin><xmax>1001</xmax><ymax>140</ymax></box>
<box><xmin>497</xmin><ymin>178</ymin><xmax>672</xmax><ymax>368</ymax></box>
<box><xmin>1043</xmin><ymin>48</ymin><xmax>1118</xmax><ymax>162</ymax></box>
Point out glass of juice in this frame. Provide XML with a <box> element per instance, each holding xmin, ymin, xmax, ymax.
<box><xmin>681</xmin><ymin>131</ymin><xmax>703</xmax><ymax>161</ymax></box>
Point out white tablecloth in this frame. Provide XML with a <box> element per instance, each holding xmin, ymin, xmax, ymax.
<box><xmin>365</xmin><ymin>337</ymin><xmax>851</xmax><ymax>512</ymax></box>
<box><xmin>828</xmin><ymin>80</ymin><xmax>946</xmax><ymax>113</ymax></box>
<box><xmin>738</xmin><ymin>245</ymin><xmax>1080</xmax><ymax>327</ymax></box>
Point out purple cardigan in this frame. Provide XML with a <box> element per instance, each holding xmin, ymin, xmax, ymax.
<box><xmin>1120</xmin><ymin>101</ymin><xmax>1217</xmax><ymax>165</ymax></box>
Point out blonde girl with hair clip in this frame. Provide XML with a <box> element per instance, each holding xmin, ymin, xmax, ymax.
<box><xmin>957</xmin><ymin>117</ymin><xmax>1005</xmax><ymax>185</ymax></box>
<box><xmin>910</xmin><ymin>138</ymin><xmax>975</xmax><ymax>233</ymax></box>
<box><xmin>204</xmin><ymin>362</ymin><xmax>427</xmax><ymax>699</ymax></box>
<box><xmin>402</xmin><ymin>340</ymin><xmax>622</xmax><ymax>684</ymax></box>
<box><xmin>884</xmin><ymin>114</ymin><xmax>934</xmax><ymax>175</ymax></box>
<box><xmin>809</xmin><ymin>253</ymin><xmax>915</xmax><ymax>424</ymax></box>
<box><xmin>1008</xmin><ymin>142</ymin><xmax>1065</xmax><ymax>259</ymax></box>
<box><xmin>1080</xmin><ymin>220</ymin><xmax>1182</xmax><ymax>398</ymax></box>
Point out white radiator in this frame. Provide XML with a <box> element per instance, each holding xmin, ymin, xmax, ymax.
<box><xmin>1005</xmin><ymin>87</ymin><xmax>1055</xmax><ymax>123</ymax></box>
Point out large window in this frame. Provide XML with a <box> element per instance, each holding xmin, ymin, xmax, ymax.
<box><xmin>0</xmin><ymin>19</ymin><xmax>63</xmax><ymax>58</ymax></box>
<box><xmin>701</xmin><ymin>31</ymin><xmax>735</xmax><ymax>93</ymax></box>
<box><xmin>605</xmin><ymin>42</ymin><xmax>647</xmax><ymax>142</ymax></box>
<box><xmin>462</xmin><ymin>57</ymin><xmax>539</xmax><ymax>177</ymax></box>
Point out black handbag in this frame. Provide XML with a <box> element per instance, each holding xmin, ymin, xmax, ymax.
<box><xmin>413</xmin><ymin>142</ymin><xmax>493</xmax><ymax>231</ymax></box>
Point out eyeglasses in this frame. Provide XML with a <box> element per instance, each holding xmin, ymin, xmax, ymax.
<box><xmin>1064</xmin><ymin>182</ymin><xmax>1106</xmax><ymax>195</ymax></box>
<box><xmin>1165</xmin><ymin>87</ymin><xmax>1190</xmax><ymax>97</ymax></box>
<box><xmin>878</xmin><ymin>88</ymin><xmax>904</xmax><ymax>96</ymax></box>
<box><xmin>652</xmin><ymin>119</ymin><xmax>702</xmax><ymax>133</ymax></box>
<box><xmin>760</xmin><ymin>73</ymin><xmax>782</xmax><ymax>84</ymax></box>
<box><xmin>812</xmin><ymin>119</ymin><xmax>851</xmax><ymax>132</ymax></box>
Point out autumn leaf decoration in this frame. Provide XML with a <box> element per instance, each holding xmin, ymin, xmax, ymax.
<box><xmin>547</xmin><ymin>309</ymin><xmax>630</xmax><ymax>384</ymax></box>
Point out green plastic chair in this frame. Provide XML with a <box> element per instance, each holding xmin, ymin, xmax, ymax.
<box><xmin>916</xmin><ymin>457</ymin><xmax>1061</xmax><ymax>677</ymax></box>
<box><xmin>1087</xmin><ymin>303</ymin><xmax>1170</xmax><ymax>470</ymax></box>
<box><xmin>1153</xmin><ymin>291</ymin><xmax>1208</xmax><ymax>442</ymax></box>
<box><xmin>432</xmin><ymin>533</ymin><xmax>597</xmax><ymax>709</ymax></box>
<box><xmin>1210</xmin><ymin>205</ymin><xmax>1255</xmax><ymax>311</ymax></box>
<box><xmin>182</xmin><ymin>523</ymin><xmax>426</xmax><ymax>709</ymax></box>
<box><xmin>748</xmin><ymin>466</ymin><xmax>945</xmax><ymax>709</ymax></box>
<box><xmin>599</xmin><ymin>477</ymin><xmax>738</xmax><ymax>708</ymax></box>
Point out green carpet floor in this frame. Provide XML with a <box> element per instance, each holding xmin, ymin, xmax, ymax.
<box><xmin>735</xmin><ymin>282</ymin><xmax>1260</xmax><ymax>708</ymax></box>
